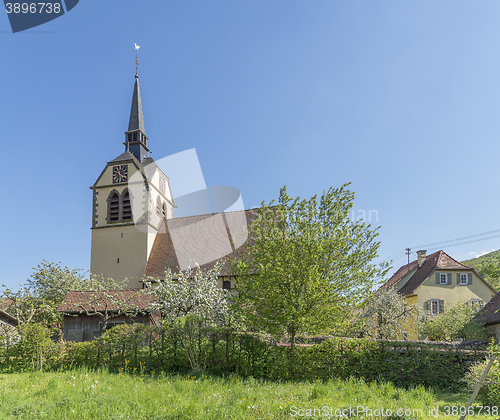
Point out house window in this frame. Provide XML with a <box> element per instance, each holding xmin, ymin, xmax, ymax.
<box><xmin>440</xmin><ymin>273</ymin><xmax>447</xmax><ymax>284</ymax></box>
<box><xmin>222</xmin><ymin>279</ymin><xmax>231</xmax><ymax>290</ymax></box>
<box><xmin>471</xmin><ymin>299</ymin><xmax>481</xmax><ymax>308</ymax></box>
<box><xmin>460</xmin><ymin>273</ymin><xmax>468</xmax><ymax>285</ymax></box>
<box><xmin>431</xmin><ymin>299</ymin><xmax>440</xmax><ymax>315</ymax></box>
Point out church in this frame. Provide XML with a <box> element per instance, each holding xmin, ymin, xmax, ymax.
<box><xmin>90</xmin><ymin>73</ymin><xmax>257</xmax><ymax>289</ymax></box>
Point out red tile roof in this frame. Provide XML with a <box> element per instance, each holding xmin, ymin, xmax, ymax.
<box><xmin>0</xmin><ymin>298</ymin><xmax>13</xmax><ymax>312</ymax></box>
<box><xmin>57</xmin><ymin>289</ymin><xmax>153</xmax><ymax>313</ymax></box>
<box><xmin>382</xmin><ymin>250</ymin><xmax>494</xmax><ymax>295</ymax></box>
<box><xmin>143</xmin><ymin>209</ymin><xmax>259</xmax><ymax>280</ymax></box>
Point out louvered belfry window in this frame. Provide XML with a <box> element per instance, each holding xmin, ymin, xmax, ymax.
<box><xmin>156</xmin><ymin>196</ymin><xmax>161</xmax><ymax>215</ymax></box>
<box><xmin>109</xmin><ymin>194</ymin><xmax>119</xmax><ymax>222</ymax></box>
<box><xmin>122</xmin><ymin>192</ymin><xmax>132</xmax><ymax>220</ymax></box>
<box><xmin>162</xmin><ymin>202</ymin><xmax>167</xmax><ymax>219</ymax></box>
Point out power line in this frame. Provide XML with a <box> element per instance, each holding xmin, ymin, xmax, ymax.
<box><xmin>423</xmin><ymin>234</ymin><xmax>500</xmax><ymax>253</ymax></box>
<box><xmin>378</xmin><ymin>230</ymin><xmax>500</xmax><ymax>266</ymax></box>
<box><xmin>412</xmin><ymin>228</ymin><xmax>500</xmax><ymax>249</ymax></box>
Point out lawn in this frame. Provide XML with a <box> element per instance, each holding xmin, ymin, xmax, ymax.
<box><xmin>0</xmin><ymin>369</ymin><xmax>492</xmax><ymax>419</ymax></box>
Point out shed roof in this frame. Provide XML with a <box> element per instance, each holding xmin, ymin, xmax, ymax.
<box><xmin>58</xmin><ymin>289</ymin><xmax>153</xmax><ymax>313</ymax></box>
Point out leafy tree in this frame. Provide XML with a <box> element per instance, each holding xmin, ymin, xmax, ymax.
<box><xmin>230</xmin><ymin>184</ymin><xmax>388</xmax><ymax>360</ymax></box>
<box><xmin>1</xmin><ymin>260</ymin><xmax>88</xmax><ymax>328</ymax></box>
<box><xmin>462</xmin><ymin>252</ymin><xmax>500</xmax><ymax>291</ymax></box>
<box><xmin>361</xmin><ymin>286</ymin><xmax>421</xmax><ymax>340</ymax></box>
<box><xmin>26</xmin><ymin>260</ymin><xmax>87</xmax><ymax>303</ymax></box>
<box><xmin>479</xmin><ymin>259</ymin><xmax>500</xmax><ymax>291</ymax></box>
<box><xmin>144</xmin><ymin>260</ymin><xmax>228</xmax><ymax>371</ymax></box>
<box><xmin>420</xmin><ymin>301</ymin><xmax>490</xmax><ymax>341</ymax></box>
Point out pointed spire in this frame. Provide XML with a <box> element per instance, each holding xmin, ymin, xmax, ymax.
<box><xmin>124</xmin><ymin>75</ymin><xmax>149</xmax><ymax>163</ymax></box>
<box><xmin>128</xmin><ymin>75</ymin><xmax>145</xmax><ymax>133</ymax></box>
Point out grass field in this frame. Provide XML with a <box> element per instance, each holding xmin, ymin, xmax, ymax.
<box><xmin>0</xmin><ymin>369</ymin><xmax>494</xmax><ymax>419</ymax></box>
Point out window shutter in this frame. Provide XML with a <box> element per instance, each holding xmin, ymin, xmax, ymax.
<box><xmin>456</xmin><ymin>273</ymin><xmax>460</xmax><ymax>285</ymax></box>
<box><xmin>439</xmin><ymin>300</ymin><xmax>445</xmax><ymax>313</ymax></box>
<box><xmin>424</xmin><ymin>300</ymin><xmax>429</xmax><ymax>311</ymax></box>
<box><xmin>468</xmin><ymin>273</ymin><xmax>473</xmax><ymax>285</ymax></box>
<box><xmin>436</xmin><ymin>273</ymin><xmax>440</xmax><ymax>284</ymax></box>
<box><xmin>447</xmin><ymin>273</ymin><xmax>452</xmax><ymax>285</ymax></box>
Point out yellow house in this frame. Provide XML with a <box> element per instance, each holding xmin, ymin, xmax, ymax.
<box><xmin>383</xmin><ymin>250</ymin><xmax>496</xmax><ymax>340</ymax></box>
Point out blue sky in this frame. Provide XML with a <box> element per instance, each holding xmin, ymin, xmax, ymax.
<box><xmin>2</xmin><ymin>1</ymin><xmax>500</xmax><ymax>289</ymax></box>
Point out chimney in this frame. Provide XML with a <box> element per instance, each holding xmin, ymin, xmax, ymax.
<box><xmin>417</xmin><ymin>250</ymin><xmax>427</xmax><ymax>268</ymax></box>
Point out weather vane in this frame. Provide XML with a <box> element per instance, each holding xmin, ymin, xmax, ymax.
<box><xmin>134</xmin><ymin>43</ymin><xmax>140</xmax><ymax>76</ymax></box>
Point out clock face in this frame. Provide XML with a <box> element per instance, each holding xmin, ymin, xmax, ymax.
<box><xmin>112</xmin><ymin>165</ymin><xmax>128</xmax><ymax>184</ymax></box>
<box><xmin>159</xmin><ymin>176</ymin><xmax>166</xmax><ymax>194</ymax></box>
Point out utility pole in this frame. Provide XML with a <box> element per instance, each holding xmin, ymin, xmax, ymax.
<box><xmin>405</xmin><ymin>248</ymin><xmax>411</xmax><ymax>271</ymax></box>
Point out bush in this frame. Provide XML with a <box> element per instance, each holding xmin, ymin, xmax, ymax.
<box><xmin>464</xmin><ymin>344</ymin><xmax>500</xmax><ymax>406</ymax></box>
<box><xmin>13</xmin><ymin>323</ymin><xmax>61</xmax><ymax>371</ymax></box>
<box><xmin>420</xmin><ymin>301</ymin><xmax>491</xmax><ymax>341</ymax></box>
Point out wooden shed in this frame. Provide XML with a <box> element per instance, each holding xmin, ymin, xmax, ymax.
<box><xmin>58</xmin><ymin>289</ymin><xmax>159</xmax><ymax>342</ymax></box>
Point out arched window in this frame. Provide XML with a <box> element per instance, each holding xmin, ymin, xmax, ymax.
<box><xmin>109</xmin><ymin>193</ymin><xmax>119</xmax><ymax>222</ymax></box>
<box><xmin>156</xmin><ymin>196</ymin><xmax>161</xmax><ymax>215</ymax></box>
<box><xmin>122</xmin><ymin>191</ymin><xmax>132</xmax><ymax>221</ymax></box>
<box><xmin>162</xmin><ymin>202</ymin><xmax>167</xmax><ymax>219</ymax></box>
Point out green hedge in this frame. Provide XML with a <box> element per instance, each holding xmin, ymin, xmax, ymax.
<box><xmin>0</xmin><ymin>324</ymin><xmax>485</xmax><ymax>391</ymax></box>
<box><xmin>256</xmin><ymin>338</ymin><xmax>481</xmax><ymax>389</ymax></box>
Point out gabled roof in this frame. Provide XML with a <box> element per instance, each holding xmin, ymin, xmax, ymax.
<box><xmin>143</xmin><ymin>209</ymin><xmax>258</xmax><ymax>280</ymax></box>
<box><xmin>58</xmin><ymin>289</ymin><xmax>153</xmax><ymax>313</ymax></box>
<box><xmin>380</xmin><ymin>259</ymin><xmax>419</xmax><ymax>291</ymax></box>
<box><xmin>476</xmin><ymin>292</ymin><xmax>500</xmax><ymax>326</ymax></box>
<box><xmin>109</xmin><ymin>150</ymin><xmax>138</xmax><ymax>164</ymax></box>
<box><xmin>383</xmin><ymin>250</ymin><xmax>494</xmax><ymax>295</ymax></box>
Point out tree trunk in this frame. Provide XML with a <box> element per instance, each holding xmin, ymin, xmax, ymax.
<box><xmin>290</xmin><ymin>325</ymin><xmax>296</xmax><ymax>378</ymax></box>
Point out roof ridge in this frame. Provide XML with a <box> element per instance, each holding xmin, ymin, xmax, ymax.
<box><xmin>65</xmin><ymin>288</ymin><xmax>144</xmax><ymax>293</ymax></box>
<box><xmin>439</xmin><ymin>250</ymin><xmax>470</xmax><ymax>268</ymax></box>
<box><xmin>170</xmin><ymin>208</ymin><xmax>255</xmax><ymax>221</ymax></box>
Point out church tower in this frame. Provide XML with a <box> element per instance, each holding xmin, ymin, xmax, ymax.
<box><xmin>90</xmin><ymin>74</ymin><xmax>175</xmax><ymax>288</ymax></box>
